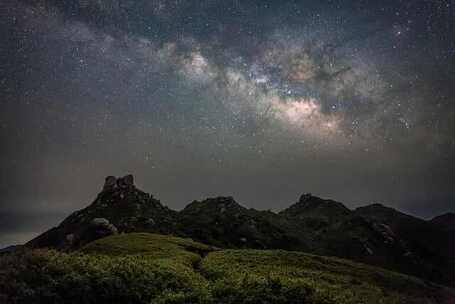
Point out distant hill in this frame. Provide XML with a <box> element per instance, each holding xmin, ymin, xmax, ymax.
<box><xmin>356</xmin><ymin>204</ymin><xmax>455</xmax><ymax>284</ymax></box>
<box><xmin>431</xmin><ymin>213</ymin><xmax>455</xmax><ymax>232</ymax></box>
<box><xmin>26</xmin><ymin>175</ymin><xmax>455</xmax><ymax>287</ymax></box>
<box><xmin>2</xmin><ymin>233</ymin><xmax>454</xmax><ymax>303</ymax></box>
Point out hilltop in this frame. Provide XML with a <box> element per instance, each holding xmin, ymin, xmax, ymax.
<box><xmin>25</xmin><ymin>175</ymin><xmax>455</xmax><ymax>287</ymax></box>
<box><xmin>2</xmin><ymin>233</ymin><xmax>454</xmax><ymax>303</ymax></box>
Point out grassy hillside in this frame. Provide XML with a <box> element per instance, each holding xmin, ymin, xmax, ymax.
<box><xmin>202</xmin><ymin>250</ymin><xmax>443</xmax><ymax>304</ymax></box>
<box><xmin>28</xmin><ymin>184</ymin><xmax>455</xmax><ymax>287</ymax></box>
<box><xmin>81</xmin><ymin>232</ymin><xmax>214</xmax><ymax>258</ymax></box>
<box><xmin>1</xmin><ymin>233</ymin><xmax>452</xmax><ymax>303</ymax></box>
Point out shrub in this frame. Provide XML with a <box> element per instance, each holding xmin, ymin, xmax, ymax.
<box><xmin>0</xmin><ymin>249</ymin><xmax>208</xmax><ymax>304</ymax></box>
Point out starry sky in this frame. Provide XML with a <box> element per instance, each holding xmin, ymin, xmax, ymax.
<box><xmin>1</xmin><ymin>0</ymin><xmax>455</xmax><ymax>247</ymax></box>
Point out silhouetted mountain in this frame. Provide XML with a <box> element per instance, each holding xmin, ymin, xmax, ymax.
<box><xmin>27</xmin><ymin>175</ymin><xmax>177</xmax><ymax>249</ymax></box>
<box><xmin>356</xmin><ymin>204</ymin><xmax>455</xmax><ymax>257</ymax></box>
<box><xmin>356</xmin><ymin>204</ymin><xmax>455</xmax><ymax>285</ymax></box>
<box><xmin>178</xmin><ymin>196</ymin><xmax>302</xmax><ymax>250</ymax></box>
<box><xmin>431</xmin><ymin>213</ymin><xmax>455</xmax><ymax>232</ymax></box>
<box><xmin>279</xmin><ymin>195</ymin><xmax>426</xmax><ymax>280</ymax></box>
<box><xmin>280</xmin><ymin>193</ymin><xmax>351</xmax><ymax>223</ymax></box>
<box><xmin>27</xmin><ymin>175</ymin><xmax>455</xmax><ymax>286</ymax></box>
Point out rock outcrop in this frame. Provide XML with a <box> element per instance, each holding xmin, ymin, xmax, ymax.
<box><xmin>103</xmin><ymin>175</ymin><xmax>135</xmax><ymax>191</ymax></box>
<box><xmin>26</xmin><ymin>177</ymin><xmax>455</xmax><ymax>286</ymax></box>
<box><xmin>27</xmin><ymin>175</ymin><xmax>177</xmax><ymax>249</ymax></box>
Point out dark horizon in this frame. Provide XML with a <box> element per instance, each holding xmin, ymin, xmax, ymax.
<box><xmin>1</xmin><ymin>173</ymin><xmax>453</xmax><ymax>249</ymax></box>
<box><xmin>1</xmin><ymin>0</ymin><xmax>455</xmax><ymax>248</ymax></box>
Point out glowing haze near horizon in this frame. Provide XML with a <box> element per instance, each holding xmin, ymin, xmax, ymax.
<box><xmin>1</xmin><ymin>0</ymin><xmax>455</xmax><ymax>247</ymax></box>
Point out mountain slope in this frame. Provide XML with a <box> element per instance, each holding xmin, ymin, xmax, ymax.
<box><xmin>280</xmin><ymin>193</ymin><xmax>352</xmax><ymax>224</ymax></box>
<box><xmin>279</xmin><ymin>194</ymin><xmax>426</xmax><ymax>281</ymax></box>
<box><xmin>178</xmin><ymin>196</ymin><xmax>304</xmax><ymax>250</ymax></box>
<box><xmin>2</xmin><ymin>233</ymin><xmax>454</xmax><ymax>304</ymax></box>
<box><xmin>356</xmin><ymin>204</ymin><xmax>455</xmax><ymax>285</ymax></box>
<box><xmin>431</xmin><ymin>213</ymin><xmax>455</xmax><ymax>232</ymax></box>
<box><xmin>27</xmin><ymin>175</ymin><xmax>178</xmax><ymax>249</ymax></box>
<box><xmin>26</xmin><ymin>175</ymin><xmax>455</xmax><ymax>287</ymax></box>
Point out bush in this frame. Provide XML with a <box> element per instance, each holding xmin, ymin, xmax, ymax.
<box><xmin>0</xmin><ymin>234</ymin><xmax>444</xmax><ymax>304</ymax></box>
<box><xmin>210</xmin><ymin>275</ymin><xmax>329</xmax><ymax>304</ymax></box>
<box><xmin>0</xmin><ymin>249</ymin><xmax>208</xmax><ymax>304</ymax></box>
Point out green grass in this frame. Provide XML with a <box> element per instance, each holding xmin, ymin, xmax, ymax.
<box><xmin>81</xmin><ymin>232</ymin><xmax>214</xmax><ymax>264</ymax></box>
<box><xmin>0</xmin><ymin>233</ymin><xmax>450</xmax><ymax>303</ymax></box>
<box><xmin>201</xmin><ymin>249</ymin><xmax>439</xmax><ymax>304</ymax></box>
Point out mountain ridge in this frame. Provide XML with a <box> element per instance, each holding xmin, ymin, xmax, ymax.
<box><xmin>26</xmin><ymin>174</ymin><xmax>455</xmax><ymax>287</ymax></box>
<box><xmin>431</xmin><ymin>213</ymin><xmax>455</xmax><ymax>232</ymax></box>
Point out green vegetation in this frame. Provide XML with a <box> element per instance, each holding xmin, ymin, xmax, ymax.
<box><xmin>81</xmin><ymin>232</ymin><xmax>214</xmax><ymax>260</ymax></box>
<box><xmin>201</xmin><ymin>250</ymin><xmax>439</xmax><ymax>304</ymax></box>
<box><xmin>0</xmin><ymin>233</ymin><xmax>449</xmax><ymax>303</ymax></box>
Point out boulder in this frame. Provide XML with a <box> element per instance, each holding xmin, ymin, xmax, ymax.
<box><xmin>91</xmin><ymin>218</ymin><xmax>110</xmax><ymax>226</ymax></box>
<box><xmin>65</xmin><ymin>234</ymin><xmax>75</xmax><ymax>244</ymax></box>
<box><xmin>90</xmin><ymin>218</ymin><xmax>118</xmax><ymax>235</ymax></box>
<box><xmin>117</xmin><ymin>174</ymin><xmax>134</xmax><ymax>189</ymax></box>
<box><xmin>103</xmin><ymin>176</ymin><xmax>117</xmax><ymax>191</ymax></box>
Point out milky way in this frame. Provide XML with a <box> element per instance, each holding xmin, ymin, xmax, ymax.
<box><xmin>1</xmin><ymin>0</ymin><xmax>455</xmax><ymax>247</ymax></box>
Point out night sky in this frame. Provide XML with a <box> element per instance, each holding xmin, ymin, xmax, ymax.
<box><xmin>1</xmin><ymin>0</ymin><xmax>455</xmax><ymax>248</ymax></box>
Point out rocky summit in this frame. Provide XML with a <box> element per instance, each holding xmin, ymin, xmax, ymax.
<box><xmin>27</xmin><ymin>175</ymin><xmax>177</xmax><ymax>249</ymax></box>
<box><xmin>178</xmin><ymin>196</ymin><xmax>302</xmax><ymax>250</ymax></box>
<box><xmin>27</xmin><ymin>175</ymin><xmax>455</xmax><ymax>287</ymax></box>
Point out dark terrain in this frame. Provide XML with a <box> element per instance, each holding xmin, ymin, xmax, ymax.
<box><xmin>25</xmin><ymin>175</ymin><xmax>455</xmax><ymax>287</ymax></box>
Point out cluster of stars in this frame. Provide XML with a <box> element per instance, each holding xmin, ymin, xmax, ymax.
<box><xmin>1</xmin><ymin>0</ymin><xmax>455</xmax><ymax>247</ymax></box>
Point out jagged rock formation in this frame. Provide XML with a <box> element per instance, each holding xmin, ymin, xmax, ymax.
<box><xmin>27</xmin><ymin>175</ymin><xmax>177</xmax><ymax>249</ymax></box>
<box><xmin>27</xmin><ymin>175</ymin><xmax>455</xmax><ymax>286</ymax></box>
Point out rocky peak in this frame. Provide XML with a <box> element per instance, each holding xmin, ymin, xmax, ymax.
<box><xmin>355</xmin><ymin>203</ymin><xmax>418</xmax><ymax>224</ymax></box>
<box><xmin>206</xmin><ymin>196</ymin><xmax>239</xmax><ymax>209</ymax></box>
<box><xmin>103</xmin><ymin>174</ymin><xmax>135</xmax><ymax>192</ymax></box>
<box><xmin>299</xmin><ymin>193</ymin><xmax>314</xmax><ymax>203</ymax></box>
<box><xmin>27</xmin><ymin>175</ymin><xmax>178</xmax><ymax>250</ymax></box>
<box><xmin>282</xmin><ymin>193</ymin><xmax>320</xmax><ymax>211</ymax></box>
<box><xmin>280</xmin><ymin>193</ymin><xmax>351</xmax><ymax>220</ymax></box>
<box><xmin>182</xmin><ymin>196</ymin><xmax>245</xmax><ymax>216</ymax></box>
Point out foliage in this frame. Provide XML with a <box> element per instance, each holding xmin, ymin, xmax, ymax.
<box><xmin>201</xmin><ymin>249</ymin><xmax>441</xmax><ymax>304</ymax></box>
<box><xmin>81</xmin><ymin>233</ymin><xmax>213</xmax><ymax>263</ymax></box>
<box><xmin>0</xmin><ymin>233</ymin><xmax>449</xmax><ymax>304</ymax></box>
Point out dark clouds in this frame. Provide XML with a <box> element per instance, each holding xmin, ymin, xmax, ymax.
<box><xmin>1</xmin><ymin>0</ymin><xmax>455</xmax><ymax>247</ymax></box>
